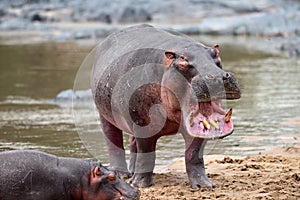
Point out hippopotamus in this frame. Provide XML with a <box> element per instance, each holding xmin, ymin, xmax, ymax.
<box><xmin>91</xmin><ymin>24</ymin><xmax>241</xmax><ymax>188</ymax></box>
<box><xmin>0</xmin><ymin>150</ymin><xmax>140</xmax><ymax>200</ymax></box>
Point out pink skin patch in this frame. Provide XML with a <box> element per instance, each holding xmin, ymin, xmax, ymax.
<box><xmin>185</xmin><ymin>101</ymin><xmax>234</xmax><ymax>139</ymax></box>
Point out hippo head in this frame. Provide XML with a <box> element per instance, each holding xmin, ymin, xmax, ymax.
<box><xmin>81</xmin><ymin>163</ymin><xmax>140</xmax><ymax>200</ymax></box>
<box><xmin>161</xmin><ymin>43</ymin><xmax>241</xmax><ymax>139</ymax></box>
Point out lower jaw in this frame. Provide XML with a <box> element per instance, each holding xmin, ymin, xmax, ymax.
<box><xmin>185</xmin><ymin>102</ymin><xmax>234</xmax><ymax>139</ymax></box>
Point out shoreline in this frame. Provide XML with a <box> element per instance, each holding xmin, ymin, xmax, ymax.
<box><xmin>0</xmin><ymin>0</ymin><xmax>299</xmax><ymax>56</ymax></box>
<box><xmin>0</xmin><ymin>24</ymin><xmax>299</xmax><ymax>59</ymax></box>
<box><xmin>142</xmin><ymin>144</ymin><xmax>300</xmax><ymax>199</ymax></box>
<box><xmin>0</xmin><ymin>28</ymin><xmax>292</xmax><ymax>59</ymax></box>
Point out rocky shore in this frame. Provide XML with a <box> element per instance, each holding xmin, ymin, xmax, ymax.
<box><xmin>0</xmin><ymin>0</ymin><xmax>299</xmax><ymax>57</ymax></box>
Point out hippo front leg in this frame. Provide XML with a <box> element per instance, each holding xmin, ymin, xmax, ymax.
<box><xmin>129</xmin><ymin>137</ymin><xmax>157</xmax><ymax>188</ymax></box>
<box><xmin>183</xmin><ymin>135</ymin><xmax>215</xmax><ymax>189</ymax></box>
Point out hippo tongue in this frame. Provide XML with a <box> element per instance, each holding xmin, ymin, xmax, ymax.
<box><xmin>186</xmin><ymin>101</ymin><xmax>233</xmax><ymax>139</ymax></box>
<box><xmin>199</xmin><ymin>102</ymin><xmax>213</xmax><ymax>117</ymax></box>
<box><xmin>199</xmin><ymin>101</ymin><xmax>226</xmax><ymax>117</ymax></box>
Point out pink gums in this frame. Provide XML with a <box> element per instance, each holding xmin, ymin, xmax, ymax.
<box><xmin>186</xmin><ymin>101</ymin><xmax>234</xmax><ymax>139</ymax></box>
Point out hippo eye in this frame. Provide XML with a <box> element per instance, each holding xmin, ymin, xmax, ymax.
<box><xmin>180</xmin><ymin>55</ymin><xmax>186</xmax><ymax>60</ymax></box>
<box><xmin>187</xmin><ymin>63</ymin><xmax>194</xmax><ymax>69</ymax></box>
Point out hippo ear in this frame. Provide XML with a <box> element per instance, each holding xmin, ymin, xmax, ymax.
<box><xmin>212</xmin><ymin>44</ymin><xmax>222</xmax><ymax>69</ymax></box>
<box><xmin>165</xmin><ymin>51</ymin><xmax>176</xmax><ymax>60</ymax></box>
<box><xmin>164</xmin><ymin>51</ymin><xmax>176</xmax><ymax>68</ymax></box>
<box><xmin>92</xmin><ymin>166</ymin><xmax>102</xmax><ymax>177</ymax></box>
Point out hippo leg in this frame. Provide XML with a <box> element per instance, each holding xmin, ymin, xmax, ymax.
<box><xmin>183</xmin><ymin>135</ymin><xmax>215</xmax><ymax>188</ymax></box>
<box><xmin>129</xmin><ymin>137</ymin><xmax>157</xmax><ymax>188</ymax></box>
<box><xmin>100</xmin><ymin>116</ymin><xmax>130</xmax><ymax>178</ymax></box>
<box><xmin>129</xmin><ymin>136</ymin><xmax>137</xmax><ymax>174</ymax></box>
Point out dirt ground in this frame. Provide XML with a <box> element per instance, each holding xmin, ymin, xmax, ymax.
<box><xmin>140</xmin><ymin>144</ymin><xmax>300</xmax><ymax>200</ymax></box>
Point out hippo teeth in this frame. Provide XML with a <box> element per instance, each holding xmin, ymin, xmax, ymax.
<box><xmin>224</xmin><ymin>108</ymin><xmax>233</xmax><ymax>123</ymax></box>
<box><xmin>189</xmin><ymin>112</ymin><xmax>195</xmax><ymax>127</ymax></box>
<box><xmin>202</xmin><ymin>119</ymin><xmax>211</xmax><ymax>130</ymax></box>
<box><xmin>210</xmin><ymin>119</ymin><xmax>220</xmax><ymax>130</ymax></box>
<box><xmin>186</xmin><ymin>101</ymin><xmax>234</xmax><ymax>139</ymax></box>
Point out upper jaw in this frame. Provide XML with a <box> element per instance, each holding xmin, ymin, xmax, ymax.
<box><xmin>191</xmin><ymin>71</ymin><xmax>241</xmax><ymax>102</ymax></box>
<box><xmin>225</xmin><ymin>91</ymin><xmax>241</xmax><ymax>100</ymax></box>
<box><xmin>192</xmin><ymin>91</ymin><xmax>240</xmax><ymax>103</ymax></box>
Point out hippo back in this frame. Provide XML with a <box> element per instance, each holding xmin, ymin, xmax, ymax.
<box><xmin>91</xmin><ymin>25</ymin><xmax>200</xmax><ymax>132</ymax></box>
<box><xmin>91</xmin><ymin>24</ymin><xmax>197</xmax><ymax>94</ymax></box>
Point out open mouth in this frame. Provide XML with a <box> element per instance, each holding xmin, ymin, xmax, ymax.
<box><xmin>185</xmin><ymin>100</ymin><xmax>234</xmax><ymax>139</ymax></box>
<box><xmin>114</xmin><ymin>188</ymin><xmax>140</xmax><ymax>200</ymax></box>
<box><xmin>114</xmin><ymin>190</ymin><xmax>124</xmax><ymax>200</ymax></box>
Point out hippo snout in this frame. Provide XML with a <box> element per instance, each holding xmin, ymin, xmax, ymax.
<box><xmin>124</xmin><ymin>190</ymin><xmax>140</xmax><ymax>200</ymax></box>
<box><xmin>185</xmin><ymin>71</ymin><xmax>241</xmax><ymax>139</ymax></box>
<box><xmin>191</xmin><ymin>72</ymin><xmax>241</xmax><ymax>102</ymax></box>
<box><xmin>223</xmin><ymin>72</ymin><xmax>241</xmax><ymax>100</ymax></box>
<box><xmin>120</xmin><ymin>186</ymin><xmax>140</xmax><ymax>200</ymax></box>
<box><xmin>99</xmin><ymin>168</ymin><xmax>140</xmax><ymax>200</ymax></box>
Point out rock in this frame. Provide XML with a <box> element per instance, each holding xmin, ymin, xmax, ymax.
<box><xmin>53</xmin><ymin>89</ymin><xmax>93</xmax><ymax>102</ymax></box>
<box><xmin>196</xmin><ymin>12</ymin><xmax>300</xmax><ymax>36</ymax></box>
<box><xmin>118</xmin><ymin>6</ymin><xmax>152</xmax><ymax>23</ymax></box>
<box><xmin>94</xmin><ymin>27</ymin><xmax>119</xmax><ymax>38</ymax></box>
<box><xmin>0</xmin><ymin>8</ymin><xmax>6</xmax><ymax>17</ymax></box>
<box><xmin>0</xmin><ymin>0</ymin><xmax>299</xmax><ymax>57</ymax></box>
<box><xmin>72</xmin><ymin>30</ymin><xmax>93</xmax><ymax>39</ymax></box>
<box><xmin>279</xmin><ymin>38</ymin><xmax>300</xmax><ymax>58</ymax></box>
<box><xmin>31</xmin><ymin>13</ymin><xmax>46</xmax><ymax>22</ymax></box>
<box><xmin>87</xmin><ymin>13</ymin><xmax>112</xmax><ymax>23</ymax></box>
<box><xmin>0</xmin><ymin>17</ymin><xmax>31</xmax><ymax>30</ymax></box>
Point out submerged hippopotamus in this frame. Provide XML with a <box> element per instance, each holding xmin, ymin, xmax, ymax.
<box><xmin>0</xmin><ymin>150</ymin><xmax>140</xmax><ymax>200</ymax></box>
<box><xmin>91</xmin><ymin>24</ymin><xmax>241</xmax><ymax>188</ymax></box>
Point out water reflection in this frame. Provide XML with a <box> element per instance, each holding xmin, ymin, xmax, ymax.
<box><xmin>0</xmin><ymin>39</ymin><xmax>299</xmax><ymax>169</ymax></box>
<box><xmin>0</xmin><ymin>43</ymin><xmax>92</xmax><ymax>100</ymax></box>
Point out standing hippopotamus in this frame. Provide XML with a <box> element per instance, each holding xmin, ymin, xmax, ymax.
<box><xmin>0</xmin><ymin>150</ymin><xmax>140</xmax><ymax>200</ymax></box>
<box><xmin>91</xmin><ymin>24</ymin><xmax>241</xmax><ymax>188</ymax></box>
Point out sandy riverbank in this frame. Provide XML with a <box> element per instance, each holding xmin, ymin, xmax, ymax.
<box><xmin>139</xmin><ymin>144</ymin><xmax>300</xmax><ymax>199</ymax></box>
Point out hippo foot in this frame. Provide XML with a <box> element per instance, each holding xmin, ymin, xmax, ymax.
<box><xmin>187</xmin><ymin>164</ymin><xmax>216</xmax><ymax>189</ymax></box>
<box><xmin>116</xmin><ymin>170</ymin><xmax>132</xmax><ymax>180</ymax></box>
<box><xmin>189</xmin><ymin>174</ymin><xmax>216</xmax><ymax>189</ymax></box>
<box><xmin>129</xmin><ymin>172</ymin><xmax>154</xmax><ymax>188</ymax></box>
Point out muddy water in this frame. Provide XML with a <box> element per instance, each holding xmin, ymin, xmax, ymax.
<box><xmin>0</xmin><ymin>37</ymin><xmax>299</xmax><ymax>169</ymax></box>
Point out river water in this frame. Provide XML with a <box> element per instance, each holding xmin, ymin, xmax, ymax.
<box><xmin>0</xmin><ymin>36</ymin><xmax>299</xmax><ymax>169</ymax></box>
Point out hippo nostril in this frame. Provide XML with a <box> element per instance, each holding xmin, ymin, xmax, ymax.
<box><xmin>223</xmin><ymin>73</ymin><xmax>230</xmax><ymax>80</ymax></box>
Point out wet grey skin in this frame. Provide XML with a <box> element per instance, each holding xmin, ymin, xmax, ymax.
<box><xmin>92</xmin><ymin>24</ymin><xmax>241</xmax><ymax>188</ymax></box>
<box><xmin>0</xmin><ymin>150</ymin><xmax>140</xmax><ymax>200</ymax></box>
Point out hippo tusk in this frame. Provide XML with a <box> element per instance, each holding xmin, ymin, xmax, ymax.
<box><xmin>189</xmin><ymin>112</ymin><xmax>195</xmax><ymax>127</ymax></box>
<box><xmin>210</xmin><ymin>119</ymin><xmax>219</xmax><ymax>130</ymax></box>
<box><xmin>224</xmin><ymin>108</ymin><xmax>233</xmax><ymax>123</ymax></box>
<box><xmin>203</xmin><ymin>119</ymin><xmax>211</xmax><ymax>130</ymax></box>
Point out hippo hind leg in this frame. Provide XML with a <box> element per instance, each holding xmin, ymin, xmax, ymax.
<box><xmin>100</xmin><ymin>116</ymin><xmax>131</xmax><ymax>178</ymax></box>
<box><xmin>129</xmin><ymin>136</ymin><xmax>158</xmax><ymax>188</ymax></box>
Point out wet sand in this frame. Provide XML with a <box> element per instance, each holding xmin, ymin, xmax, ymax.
<box><xmin>140</xmin><ymin>144</ymin><xmax>300</xmax><ymax>199</ymax></box>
